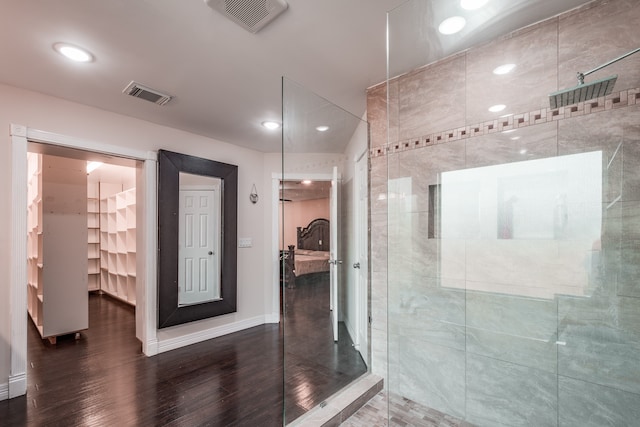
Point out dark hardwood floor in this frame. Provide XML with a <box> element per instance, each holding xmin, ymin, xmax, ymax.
<box><xmin>283</xmin><ymin>273</ymin><xmax>367</xmax><ymax>423</ymax></box>
<box><xmin>0</xmin><ymin>274</ymin><xmax>366</xmax><ymax>426</ymax></box>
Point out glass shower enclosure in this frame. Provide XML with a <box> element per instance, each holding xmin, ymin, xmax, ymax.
<box><xmin>375</xmin><ymin>0</ymin><xmax>640</xmax><ymax>425</ymax></box>
<box><xmin>281</xmin><ymin>77</ymin><xmax>369</xmax><ymax>424</ymax></box>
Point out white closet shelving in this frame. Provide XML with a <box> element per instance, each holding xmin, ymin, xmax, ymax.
<box><xmin>26</xmin><ymin>153</ymin><xmax>43</xmax><ymax>336</ymax></box>
<box><xmin>87</xmin><ymin>182</ymin><xmax>100</xmax><ymax>291</ymax></box>
<box><xmin>26</xmin><ymin>153</ymin><xmax>89</xmax><ymax>344</ymax></box>
<box><xmin>100</xmin><ymin>187</ymin><xmax>136</xmax><ymax>305</ymax></box>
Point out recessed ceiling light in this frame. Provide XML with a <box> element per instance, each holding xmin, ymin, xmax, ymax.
<box><xmin>301</xmin><ymin>180</ymin><xmax>312</xmax><ymax>185</ymax></box>
<box><xmin>488</xmin><ymin>104</ymin><xmax>506</xmax><ymax>113</ymax></box>
<box><xmin>461</xmin><ymin>0</ymin><xmax>489</xmax><ymax>11</ymax></box>
<box><xmin>493</xmin><ymin>63</ymin><xmax>516</xmax><ymax>75</ymax></box>
<box><xmin>53</xmin><ymin>43</ymin><xmax>94</xmax><ymax>63</ymax></box>
<box><xmin>438</xmin><ymin>16</ymin><xmax>466</xmax><ymax>35</ymax></box>
<box><xmin>261</xmin><ymin>121</ymin><xmax>280</xmax><ymax>130</ymax></box>
<box><xmin>519</xmin><ymin>149</ymin><xmax>528</xmax><ymax>154</ymax></box>
<box><xmin>315</xmin><ymin>125</ymin><xmax>329</xmax><ymax>132</ymax></box>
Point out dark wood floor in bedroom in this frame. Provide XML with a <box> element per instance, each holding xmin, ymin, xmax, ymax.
<box><xmin>0</xmin><ymin>273</ymin><xmax>366</xmax><ymax>426</ymax></box>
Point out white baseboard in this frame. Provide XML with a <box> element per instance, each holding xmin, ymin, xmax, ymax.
<box><xmin>8</xmin><ymin>373</ymin><xmax>26</xmax><ymax>399</ymax></box>
<box><xmin>143</xmin><ymin>338</ymin><xmax>159</xmax><ymax>357</ymax></box>
<box><xmin>264</xmin><ymin>313</ymin><xmax>280</xmax><ymax>324</ymax></box>
<box><xmin>157</xmin><ymin>316</ymin><xmax>266</xmax><ymax>354</ymax></box>
<box><xmin>0</xmin><ymin>382</ymin><xmax>8</xmax><ymax>401</ymax></box>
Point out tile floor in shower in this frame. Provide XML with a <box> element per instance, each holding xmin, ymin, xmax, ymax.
<box><xmin>342</xmin><ymin>392</ymin><xmax>475</xmax><ymax>427</ymax></box>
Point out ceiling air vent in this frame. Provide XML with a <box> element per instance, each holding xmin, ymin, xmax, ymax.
<box><xmin>204</xmin><ymin>0</ymin><xmax>288</xmax><ymax>33</ymax></box>
<box><xmin>123</xmin><ymin>81</ymin><xmax>172</xmax><ymax>106</ymax></box>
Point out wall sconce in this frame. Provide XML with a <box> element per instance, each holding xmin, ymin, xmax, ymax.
<box><xmin>250</xmin><ymin>184</ymin><xmax>259</xmax><ymax>204</ymax></box>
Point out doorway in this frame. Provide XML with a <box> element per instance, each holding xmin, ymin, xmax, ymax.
<box><xmin>9</xmin><ymin>124</ymin><xmax>158</xmax><ymax>399</ymax></box>
<box><xmin>28</xmin><ymin>141</ymin><xmax>141</xmax><ymax>321</ymax></box>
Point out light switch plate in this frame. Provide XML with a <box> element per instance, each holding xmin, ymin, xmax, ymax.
<box><xmin>238</xmin><ymin>237</ymin><xmax>252</xmax><ymax>248</ymax></box>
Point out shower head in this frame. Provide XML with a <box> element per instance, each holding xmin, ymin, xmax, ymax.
<box><xmin>549</xmin><ymin>47</ymin><xmax>639</xmax><ymax>109</ymax></box>
<box><xmin>548</xmin><ymin>74</ymin><xmax>617</xmax><ymax>109</ymax></box>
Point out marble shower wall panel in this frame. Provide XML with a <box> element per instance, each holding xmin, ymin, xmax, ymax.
<box><xmin>466</xmin><ymin>354</ymin><xmax>558</xmax><ymax>427</ymax></box>
<box><xmin>465</xmin><ymin>286</ymin><xmax>559</xmax><ymax>377</ymax></box>
<box><xmin>464</xmin><ymin>121</ymin><xmax>558</xmax><ymax>169</ymax></box>
<box><xmin>466</xmin><ymin>326</ymin><xmax>557</xmax><ymax>375</ymax></box>
<box><xmin>370</xmin><ymin>155</ymin><xmax>388</xmax><ymax>216</ymax></box>
<box><xmin>558</xmin><ymin>294</ymin><xmax>640</xmax><ymax>395</ymax></box>
<box><xmin>465</xmin><ymin>20</ymin><xmax>558</xmax><ymax>125</ymax></box>
<box><xmin>366</xmin><ymin>84</ymin><xmax>385</xmax><ymax>149</ymax></box>
<box><xmin>589</xmin><ymin>202</ymin><xmax>622</xmax><ymax>298</ymax></box>
<box><xmin>389</xmin><ymin>140</ymin><xmax>466</xmax><ymax>214</ymax></box>
<box><xmin>367</xmin><ymin>79</ymin><xmax>400</xmax><ymax>149</ymax></box>
<box><xmin>558</xmin><ymin>109</ymin><xmax>626</xmax><ymax>204</ymax></box>
<box><xmin>619</xmin><ymin>106</ymin><xmax>640</xmax><ymax>298</ymax></box>
<box><xmin>620</xmin><ymin>106</ymin><xmax>640</xmax><ymax>202</ymax></box>
<box><xmin>559</xmin><ymin>106</ymin><xmax>640</xmax><ymax>299</ymax></box>
<box><xmin>397</xmin><ymin>54</ymin><xmax>466</xmax><ymax>141</ymax></box>
<box><xmin>397</xmin><ymin>337</ymin><xmax>466</xmax><ymax>420</ymax></box>
<box><xmin>558</xmin><ymin>0</ymin><xmax>640</xmax><ymax>93</ymax></box>
<box><xmin>369</xmin><ymin>151</ymin><xmax>389</xmax><ymax>382</ymax></box>
<box><xmin>619</xmin><ymin>240</ymin><xmax>640</xmax><ymax>298</ymax></box>
<box><xmin>386</xmin><ymin>210</ymin><xmax>412</xmax><ymax>283</ymax></box>
<box><xmin>389</xmin><ymin>80</ymin><xmax>399</xmax><ymax>146</ymax></box>
<box><xmin>370</xmin><ymin>210</ymin><xmax>388</xmax><ymax>380</ymax></box>
<box><xmin>388</xmin><ymin>275</ymin><xmax>466</xmax><ymax>351</ymax></box>
<box><xmin>370</xmin><ymin>213</ymin><xmax>388</xmax><ymax>277</ymax></box>
<box><xmin>558</xmin><ymin>376</ymin><xmax>640</xmax><ymax>427</ymax></box>
<box><xmin>387</xmin><ymin>211</ymin><xmax>466</xmax><ymax>283</ymax></box>
<box><xmin>371</xmin><ymin>320</ymin><xmax>388</xmax><ymax>383</ymax></box>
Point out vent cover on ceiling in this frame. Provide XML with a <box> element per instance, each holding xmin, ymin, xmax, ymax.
<box><xmin>122</xmin><ymin>81</ymin><xmax>172</xmax><ymax>106</ymax></box>
<box><xmin>204</xmin><ymin>0</ymin><xmax>288</xmax><ymax>33</ymax></box>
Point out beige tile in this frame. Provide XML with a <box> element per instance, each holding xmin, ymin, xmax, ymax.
<box><xmin>466</xmin><ymin>19</ymin><xmax>558</xmax><ymax>124</ymax></box>
<box><xmin>367</xmin><ymin>84</ymin><xmax>389</xmax><ymax>149</ymax></box>
<box><xmin>397</xmin><ymin>54</ymin><xmax>466</xmax><ymax>141</ymax></box>
<box><xmin>558</xmin><ymin>0</ymin><xmax>640</xmax><ymax>93</ymax></box>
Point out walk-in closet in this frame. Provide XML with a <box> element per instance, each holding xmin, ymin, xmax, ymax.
<box><xmin>26</xmin><ymin>145</ymin><xmax>139</xmax><ymax>344</ymax></box>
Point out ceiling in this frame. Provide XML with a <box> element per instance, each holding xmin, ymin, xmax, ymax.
<box><xmin>281</xmin><ymin>180</ymin><xmax>331</xmax><ymax>202</ymax></box>
<box><xmin>1</xmin><ymin>0</ymin><xmax>592</xmax><ymax>153</ymax></box>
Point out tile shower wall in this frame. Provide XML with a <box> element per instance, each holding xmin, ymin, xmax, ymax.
<box><xmin>368</xmin><ymin>0</ymin><xmax>640</xmax><ymax>426</ymax></box>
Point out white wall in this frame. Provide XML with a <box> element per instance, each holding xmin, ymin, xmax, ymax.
<box><xmin>280</xmin><ymin>198</ymin><xmax>330</xmax><ymax>249</ymax></box>
<box><xmin>0</xmin><ymin>83</ymin><xmax>269</xmax><ymax>386</ymax></box>
<box><xmin>340</xmin><ymin>117</ymin><xmax>369</xmax><ymax>341</ymax></box>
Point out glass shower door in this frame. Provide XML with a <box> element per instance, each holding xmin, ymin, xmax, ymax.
<box><xmin>382</xmin><ymin>0</ymin><xmax>640</xmax><ymax>425</ymax></box>
<box><xmin>281</xmin><ymin>77</ymin><xmax>369</xmax><ymax>424</ymax></box>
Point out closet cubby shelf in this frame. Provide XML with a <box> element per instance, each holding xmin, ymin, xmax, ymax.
<box><xmin>99</xmin><ymin>188</ymin><xmax>136</xmax><ymax>306</ymax></box>
<box><xmin>87</xmin><ymin>187</ymin><xmax>100</xmax><ymax>291</ymax></box>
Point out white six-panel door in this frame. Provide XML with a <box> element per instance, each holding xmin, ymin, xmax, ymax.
<box><xmin>178</xmin><ymin>189</ymin><xmax>220</xmax><ymax>306</ymax></box>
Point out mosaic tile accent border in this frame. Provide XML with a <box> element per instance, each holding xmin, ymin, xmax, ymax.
<box><xmin>370</xmin><ymin>87</ymin><xmax>640</xmax><ymax>158</ymax></box>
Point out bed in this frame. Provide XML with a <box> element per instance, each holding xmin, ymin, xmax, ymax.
<box><xmin>282</xmin><ymin>218</ymin><xmax>330</xmax><ymax>288</ymax></box>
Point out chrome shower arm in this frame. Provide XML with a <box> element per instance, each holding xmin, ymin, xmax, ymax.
<box><xmin>577</xmin><ymin>47</ymin><xmax>640</xmax><ymax>85</ymax></box>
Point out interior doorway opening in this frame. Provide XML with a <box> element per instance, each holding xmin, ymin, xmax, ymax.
<box><xmin>25</xmin><ymin>142</ymin><xmax>141</xmax><ymax>348</ymax></box>
<box><xmin>279</xmin><ymin>177</ymin><xmax>332</xmax><ymax>308</ymax></box>
<box><xmin>9</xmin><ymin>124</ymin><xmax>158</xmax><ymax>400</ymax></box>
